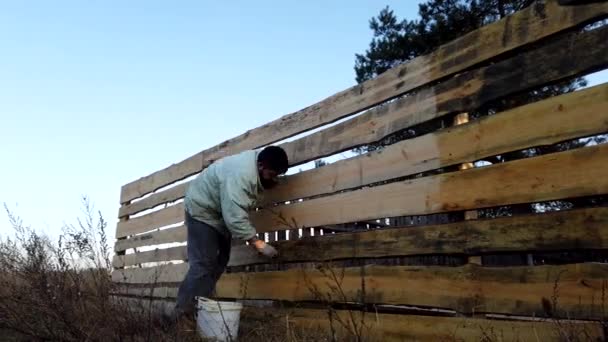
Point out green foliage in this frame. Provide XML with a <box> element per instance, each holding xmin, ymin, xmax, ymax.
<box><xmin>355</xmin><ymin>0</ymin><xmax>536</xmax><ymax>84</ymax></box>
<box><xmin>353</xmin><ymin>0</ymin><xmax>605</xmax><ymax>214</ymax></box>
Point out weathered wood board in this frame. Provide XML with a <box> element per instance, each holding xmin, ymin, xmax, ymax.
<box><xmin>118</xmin><ymin>23</ymin><xmax>608</xmax><ymax>218</ymax></box>
<box><xmin>241</xmin><ymin>307</ymin><xmax>605</xmax><ymax>342</ymax></box>
<box><xmin>264</xmin><ymin>83</ymin><xmax>608</xmax><ymax>205</ymax></box>
<box><xmin>112</xmin><ymin>263</ymin><xmax>608</xmax><ymax>319</ymax></box>
<box><xmin>252</xmin><ymin>143</ymin><xmax>608</xmax><ymax>232</ymax></box>
<box><xmin>114</xmin><ymin>225</ymin><xmax>186</xmax><ymax>252</ymax></box>
<box><xmin>115</xmin><ymin>143</ymin><xmax>608</xmax><ymax>237</ymax></box>
<box><xmin>113</xmin><ymin>207</ymin><xmax>608</xmax><ymax>267</ymax></box>
<box><xmin>118</xmin><ymin>1</ymin><xmax>608</xmax><ymax>204</ymax></box>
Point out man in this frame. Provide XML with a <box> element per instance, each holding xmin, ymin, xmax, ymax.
<box><xmin>175</xmin><ymin>145</ymin><xmax>289</xmax><ymax>316</ymax></box>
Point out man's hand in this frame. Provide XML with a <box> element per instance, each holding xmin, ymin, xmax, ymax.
<box><xmin>249</xmin><ymin>238</ymin><xmax>278</xmax><ymax>258</ymax></box>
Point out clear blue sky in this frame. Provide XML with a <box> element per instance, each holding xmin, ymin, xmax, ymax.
<box><xmin>1</xmin><ymin>1</ymin><xmax>606</xmax><ymax>243</ymax></box>
<box><xmin>0</xmin><ymin>1</ymin><xmax>425</xmax><ymax>241</ymax></box>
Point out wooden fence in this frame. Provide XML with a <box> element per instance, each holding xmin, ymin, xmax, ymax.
<box><xmin>111</xmin><ymin>1</ymin><xmax>608</xmax><ymax>340</ymax></box>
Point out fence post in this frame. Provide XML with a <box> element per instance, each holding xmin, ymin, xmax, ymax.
<box><xmin>115</xmin><ymin>201</ymin><xmax>130</xmax><ymax>269</ymax></box>
<box><xmin>453</xmin><ymin>113</ymin><xmax>482</xmax><ymax>265</ymax></box>
<box><xmin>267</xmin><ymin>231</ymin><xmax>276</xmax><ymax>243</ymax></box>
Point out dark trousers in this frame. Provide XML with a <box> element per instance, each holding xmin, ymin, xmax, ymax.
<box><xmin>175</xmin><ymin>211</ymin><xmax>231</xmax><ymax>315</ymax></box>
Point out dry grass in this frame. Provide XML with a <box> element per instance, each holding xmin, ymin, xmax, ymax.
<box><xmin>1</xmin><ymin>198</ymin><xmax>605</xmax><ymax>341</ymax></box>
<box><xmin>237</xmin><ymin>310</ymin><xmax>332</xmax><ymax>342</ymax></box>
<box><xmin>0</xmin><ymin>197</ymin><xmax>200</xmax><ymax>341</ymax></box>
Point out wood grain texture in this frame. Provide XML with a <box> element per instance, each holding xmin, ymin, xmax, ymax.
<box><xmin>120</xmin><ymin>154</ymin><xmax>201</xmax><ymax>205</ymax></box>
<box><xmin>113</xmin><ymin>285</ymin><xmax>179</xmax><ymax>298</ymax></box>
<box><xmin>264</xmin><ymin>83</ymin><xmax>608</xmax><ymax>205</ymax></box>
<box><xmin>278</xmin><ymin>24</ymin><xmax>608</xmax><ymax>169</ymax></box>
<box><xmin>113</xmin><ymin>207</ymin><xmax>608</xmax><ymax>267</ymax></box>
<box><xmin>118</xmin><ymin>0</ymin><xmax>608</xmax><ymax>204</ymax></box>
<box><xmin>107</xmin><ymin>296</ymin><xmax>604</xmax><ymax>340</ymax></box>
<box><xmin>114</xmin><ymin>225</ymin><xmax>186</xmax><ymax>252</ymax></box>
<box><xmin>111</xmin><ymin>262</ymin><xmax>608</xmax><ymax>319</ymax></box>
<box><xmin>114</xmin><ymin>143</ymin><xmax>608</xmax><ymax>238</ymax></box>
<box><xmin>112</xmin><ymin>263</ymin><xmax>188</xmax><ymax>284</ymax></box>
<box><xmin>242</xmin><ymin>307</ymin><xmax>604</xmax><ymax>342</ymax></box>
<box><xmin>251</xmin><ymin>144</ymin><xmax>608</xmax><ymax>232</ymax></box>
<box><xmin>453</xmin><ymin>112</ymin><xmax>481</xmax><ymax>265</ymax></box>
<box><xmin>116</xmin><ymin>203</ymin><xmax>184</xmax><ymax>238</ymax></box>
<box><xmin>117</xmin><ymin>22</ymin><xmax>608</xmax><ymax>217</ymax></box>
<box><xmin>118</xmin><ymin>183</ymin><xmax>187</xmax><ymax>218</ymax></box>
<box><xmin>113</xmin><ymin>246</ymin><xmax>187</xmax><ymax>268</ymax></box>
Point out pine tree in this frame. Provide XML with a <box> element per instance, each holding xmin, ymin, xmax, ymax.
<box><xmin>354</xmin><ymin>0</ymin><xmax>605</xmax><ymax>216</ymax></box>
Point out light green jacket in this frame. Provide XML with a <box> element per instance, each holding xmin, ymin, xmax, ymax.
<box><xmin>184</xmin><ymin>150</ymin><xmax>264</xmax><ymax>240</ymax></box>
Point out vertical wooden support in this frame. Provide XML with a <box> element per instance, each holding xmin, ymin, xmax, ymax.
<box><xmin>453</xmin><ymin>113</ymin><xmax>482</xmax><ymax>266</ymax></box>
<box><xmin>300</xmin><ymin>228</ymin><xmax>311</xmax><ymax>238</ymax></box>
<box><xmin>115</xmin><ymin>201</ymin><xmax>130</xmax><ymax>267</ymax></box>
<box><xmin>526</xmin><ymin>253</ymin><xmax>535</xmax><ymax>266</ymax></box>
<box><xmin>267</xmin><ymin>231</ymin><xmax>276</xmax><ymax>243</ymax></box>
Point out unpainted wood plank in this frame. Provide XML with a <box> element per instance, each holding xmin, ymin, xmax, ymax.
<box><xmin>251</xmin><ymin>144</ymin><xmax>608</xmax><ymax>232</ymax></box>
<box><xmin>113</xmin><ymin>245</ymin><xmax>187</xmax><ymax>268</ymax></box>
<box><xmin>277</xmin><ymin>24</ymin><xmax>608</xmax><ymax>173</ymax></box>
<box><xmin>119</xmin><ymin>183</ymin><xmax>187</xmax><ymax>218</ymax></box>
<box><xmin>116</xmin><ymin>203</ymin><xmax>184</xmax><ymax>238</ymax></box>
<box><xmin>453</xmin><ymin>112</ymin><xmax>481</xmax><ymax>265</ymax></box>
<box><xmin>118</xmin><ymin>22</ymin><xmax>608</xmax><ymax>217</ymax></box>
<box><xmin>112</xmin><ymin>263</ymin><xmax>188</xmax><ymax>284</ymax></box>
<box><xmin>114</xmin><ymin>225</ymin><xmax>186</xmax><ymax>252</ymax></box>
<box><xmin>120</xmin><ymin>154</ymin><xmax>202</xmax><ymax>204</ymax></box>
<box><xmin>113</xmin><ymin>286</ymin><xmax>179</xmax><ymax>299</ymax></box>
<box><xmin>118</xmin><ymin>1</ymin><xmax>608</xmax><ymax>204</ymax></box>
<box><xmin>241</xmin><ymin>307</ymin><xmax>605</xmax><ymax>342</ymax></box>
<box><xmin>113</xmin><ymin>206</ymin><xmax>608</xmax><ymax>268</ymax></box>
<box><xmin>115</xmin><ymin>208</ymin><xmax>131</xmax><ymax>259</ymax></box>
<box><xmin>111</xmin><ymin>262</ymin><xmax>608</xmax><ymax>319</ymax></box>
<box><xmin>115</xmin><ymin>83</ymin><xmax>608</xmax><ymax>236</ymax></box>
<box><xmin>106</xmin><ymin>296</ymin><xmax>604</xmax><ymax>340</ymax></box>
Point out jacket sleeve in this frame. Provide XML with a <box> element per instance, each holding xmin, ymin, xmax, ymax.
<box><xmin>219</xmin><ymin>176</ymin><xmax>258</xmax><ymax>240</ymax></box>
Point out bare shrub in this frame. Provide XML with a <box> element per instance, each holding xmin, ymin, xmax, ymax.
<box><xmin>0</xmin><ymin>196</ymin><xmax>199</xmax><ymax>341</ymax></box>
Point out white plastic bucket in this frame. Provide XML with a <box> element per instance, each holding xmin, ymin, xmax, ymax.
<box><xmin>196</xmin><ymin>297</ymin><xmax>243</xmax><ymax>341</ymax></box>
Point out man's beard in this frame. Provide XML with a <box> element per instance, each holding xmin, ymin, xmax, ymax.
<box><xmin>260</xmin><ymin>177</ymin><xmax>277</xmax><ymax>189</ymax></box>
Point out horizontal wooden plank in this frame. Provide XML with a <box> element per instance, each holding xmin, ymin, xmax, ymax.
<box><xmin>241</xmin><ymin>307</ymin><xmax>604</xmax><ymax>342</ymax></box>
<box><xmin>116</xmin><ymin>203</ymin><xmax>184</xmax><ymax>238</ymax></box>
<box><xmin>278</xmin><ymin>24</ymin><xmax>608</xmax><ymax>170</ymax></box>
<box><xmin>112</xmin><ymin>207</ymin><xmax>608</xmax><ymax>267</ymax></box>
<box><xmin>113</xmin><ymin>246</ymin><xmax>187</xmax><ymax>268</ymax></box>
<box><xmin>114</xmin><ymin>225</ymin><xmax>186</xmax><ymax>252</ymax></box>
<box><xmin>265</xmin><ymin>83</ymin><xmax>608</xmax><ymax>205</ymax></box>
<box><xmin>118</xmin><ymin>0</ymin><xmax>608</xmax><ymax>204</ymax></box>
<box><xmin>252</xmin><ymin>143</ymin><xmax>608</xmax><ymax>232</ymax></box>
<box><xmin>107</xmin><ymin>297</ymin><xmax>604</xmax><ymax>340</ymax></box>
<box><xmin>113</xmin><ymin>285</ymin><xmax>179</xmax><ymax>298</ymax></box>
<box><xmin>118</xmin><ymin>21</ymin><xmax>608</xmax><ymax>218</ymax></box>
<box><xmin>111</xmin><ymin>263</ymin><xmax>608</xmax><ymax>319</ymax></box>
<box><xmin>112</xmin><ymin>263</ymin><xmax>188</xmax><ymax>284</ymax></box>
<box><xmin>119</xmin><ymin>154</ymin><xmax>201</xmax><ymax>205</ymax></box>
<box><xmin>118</xmin><ymin>183</ymin><xmax>187</xmax><ymax>219</ymax></box>
<box><xmin>115</xmin><ymin>143</ymin><xmax>608</xmax><ymax>238</ymax></box>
